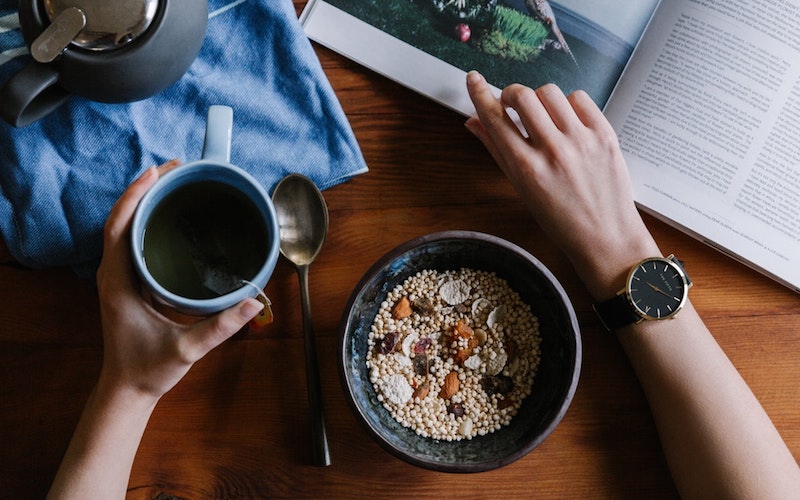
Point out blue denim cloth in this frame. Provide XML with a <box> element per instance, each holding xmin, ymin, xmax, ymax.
<box><xmin>0</xmin><ymin>0</ymin><xmax>367</xmax><ymax>278</ymax></box>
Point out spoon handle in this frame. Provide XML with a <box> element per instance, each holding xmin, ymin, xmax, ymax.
<box><xmin>297</xmin><ymin>264</ymin><xmax>331</xmax><ymax>466</ymax></box>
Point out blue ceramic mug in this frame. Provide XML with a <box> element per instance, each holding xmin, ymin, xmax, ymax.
<box><xmin>130</xmin><ymin>105</ymin><xmax>280</xmax><ymax>315</ymax></box>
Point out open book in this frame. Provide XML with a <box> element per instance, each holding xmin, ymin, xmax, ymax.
<box><xmin>300</xmin><ymin>0</ymin><xmax>800</xmax><ymax>293</ymax></box>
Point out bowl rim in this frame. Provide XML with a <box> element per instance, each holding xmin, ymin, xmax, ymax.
<box><xmin>338</xmin><ymin>230</ymin><xmax>582</xmax><ymax>472</ymax></box>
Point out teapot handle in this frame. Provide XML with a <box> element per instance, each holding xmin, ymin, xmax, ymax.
<box><xmin>0</xmin><ymin>62</ymin><xmax>70</xmax><ymax>127</ymax></box>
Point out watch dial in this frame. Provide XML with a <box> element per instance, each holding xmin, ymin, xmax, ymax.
<box><xmin>628</xmin><ymin>258</ymin><xmax>687</xmax><ymax>319</ymax></box>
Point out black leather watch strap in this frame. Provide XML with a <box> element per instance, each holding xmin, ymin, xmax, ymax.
<box><xmin>592</xmin><ymin>293</ymin><xmax>641</xmax><ymax>331</ymax></box>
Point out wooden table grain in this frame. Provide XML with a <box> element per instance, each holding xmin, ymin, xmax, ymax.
<box><xmin>2</xmin><ymin>4</ymin><xmax>799</xmax><ymax>497</ymax></box>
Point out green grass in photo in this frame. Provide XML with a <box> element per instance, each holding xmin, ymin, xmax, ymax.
<box><xmin>475</xmin><ymin>5</ymin><xmax>548</xmax><ymax>62</ymax></box>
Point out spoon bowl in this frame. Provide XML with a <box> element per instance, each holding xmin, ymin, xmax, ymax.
<box><xmin>272</xmin><ymin>175</ymin><xmax>329</xmax><ymax>266</ymax></box>
<box><xmin>272</xmin><ymin>173</ymin><xmax>331</xmax><ymax>467</ymax></box>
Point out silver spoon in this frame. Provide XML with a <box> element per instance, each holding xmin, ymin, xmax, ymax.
<box><xmin>271</xmin><ymin>173</ymin><xmax>331</xmax><ymax>467</ymax></box>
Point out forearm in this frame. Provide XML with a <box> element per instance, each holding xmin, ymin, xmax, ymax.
<box><xmin>616</xmin><ymin>302</ymin><xmax>800</xmax><ymax>499</ymax></box>
<box><xmin>463</xmin><ymin>74</ymin><xmax>800</xmax><ymax>496</ymax></box>
<box><xmin>577</xmin><ymin>238</ymin><xmax>800</xmax><ymax>496</ymax></box>
<box><xmin>47</xmin><ymin>377</ymin><xmax>158</xmax><ymax>500</ymax></box>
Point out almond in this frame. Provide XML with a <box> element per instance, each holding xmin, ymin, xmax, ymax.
<box><xmin>439</xmin><ymin>371</ymin><xmax>460</xmax><ymax>399</ymax></box>
<box><xmin>392</xmin><ymin>296</ymin><xmax>413</xmax><ymax>319</ymax></box>
<box><xmin>412</xmin><ymin>381</ymin><xmax>430</xmax><ymax>400</ymax></box>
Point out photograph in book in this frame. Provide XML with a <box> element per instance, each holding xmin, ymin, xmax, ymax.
<box><xmin>302</xmin><ymin>0</ymin><xmax>659</xmax><ymax>111</ymax></box>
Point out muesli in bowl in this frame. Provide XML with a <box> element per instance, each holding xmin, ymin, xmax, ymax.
<box><xmin>339</xmin><ymin>231</ymin><xmax>581</xmax><ymax>472</ymax></box>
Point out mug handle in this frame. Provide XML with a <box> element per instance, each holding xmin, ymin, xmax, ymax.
<box><xmin>201</xmin><ymin>105</ymin><xmax>233</xmax><ymax>163</ymax></box>
<box><xmin>0</xmin><ymin>62</ymin><xmax>70</xmax><ymax>127</ymax></box>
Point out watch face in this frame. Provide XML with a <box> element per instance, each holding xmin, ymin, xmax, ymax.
<box><xmin>627</xmin><ymin>257</ymin><xmax>689</xmax><ymax>320</ymax></box>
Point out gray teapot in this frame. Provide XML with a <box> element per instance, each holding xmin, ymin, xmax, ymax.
<box><xmin>0</xmin><ymin>0</ymin><xmax>207</xmax><ymax>127</ymax></box>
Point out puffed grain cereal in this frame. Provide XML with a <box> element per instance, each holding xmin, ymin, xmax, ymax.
<box><xmin>366</xmin><ymin>268</ymin><xmax>542</xmax><ymax>441</ymax></box>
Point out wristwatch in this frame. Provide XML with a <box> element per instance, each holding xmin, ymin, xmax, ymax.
<box><xmin>593</xmin><ymin>254</ymin><xmax>692</xmax><ymax>331</ymax></box>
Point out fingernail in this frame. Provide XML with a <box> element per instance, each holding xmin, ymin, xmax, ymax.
<box><xmin>466</xmin><ymin>71</ymin><xmax>483</xmax><ymax>85</ymax></box>
<box><xmin>138</xmin><ymin>166</ymin><xmax>157</xmax><ymax>182</ymax></box>
<box><xmin>464</xmin><ymin>118</ymin><xmax>477</xmax><ymax>135</ymax></box>
<box><xmin>161</xmin><ymin>158</ymin><xmax>180</xmax><ymax>168</ymax></box>
<box><xmin>239</xmin><ymin>298</ymin><xmax>264</xmax><ymax>319</ymax></box>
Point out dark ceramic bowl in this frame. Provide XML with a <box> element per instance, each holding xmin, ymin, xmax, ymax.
<box><xmin>339</xmin><ymin>231</ymin><xmax>582</xmax><ymax>472</ymax></box>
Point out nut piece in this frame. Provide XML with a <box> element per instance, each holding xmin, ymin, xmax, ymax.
<box><xmin>392</xmin><ymin>296</ymin><xmax>413</xmax><ymax>319</ymax></box>
<box><xmin>459</xmin><ymin>417</ymin><xmax>474</xmax><ymax>437</ymax></box>
<box><xmin>440</xmin><ymin>370</ymin><xmax>460</xmax><ymax>399</ymax></box>
<box><xmin>412</xmin><ymin>381</ymin><xmax>430</xmax><ymax>400</ymax></box>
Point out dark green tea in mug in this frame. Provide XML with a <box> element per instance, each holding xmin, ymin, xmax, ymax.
<box><xmin>142</xmin><ymin>180</ymin><xmax>270</xmax><ymax>299</ymax></box>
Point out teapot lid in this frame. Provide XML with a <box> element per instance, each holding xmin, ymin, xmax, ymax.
<box><xmin>44</xmin><ymin>0</ymin><xmax>160</xmax><ymax>51</ymax></box>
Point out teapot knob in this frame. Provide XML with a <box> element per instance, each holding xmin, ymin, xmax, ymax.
<box><xmin>30</xmin><ymin>7</ymin><xmax>86</xmax><ymax>63</ymax></box>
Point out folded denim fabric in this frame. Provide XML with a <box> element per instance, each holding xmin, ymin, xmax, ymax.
<box><xmin>0</xmin><ymin>0</ymin><xmax>367</xmax><ymax>278</ymax></box>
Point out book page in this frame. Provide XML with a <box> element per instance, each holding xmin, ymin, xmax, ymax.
<box><xmin>604</xmin><ymin>0</ymin><xmax>800</xmax><ymax>291</ymax></box>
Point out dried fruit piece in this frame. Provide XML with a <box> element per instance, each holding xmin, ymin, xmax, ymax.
<box><xmin>414</xmin><ymin>337</ymin><xmax>433</xmax><ymax>354</ymax></box>
<box><xmin>392</xmin><ymin>296</ymin><xmax>413</xmax><ymax>319</ymax></box>
<box><xmin>412</xmin><ymin>353</ymin><xmax>429</xmax><ymax>376</ymax></box>
<box><xmin>505</xmin><ymin>337</ymin><xmax>518</xmax><ymax>360</ymax></box>
<box><xmin>377</xmin><ymin>331</ymin><xmax>401</xmax><ymax>354</ymax></box>
<box><xmin>453</xmin><ymin>319</ymin><xmax>474</xmax><ymax>339</ymax></box>
<box><xmin>447</xmin><ymin>402</ymin><xmax>465</xmax><ymax>417</ymax></box>
<box><xmin>506</xmin><ymin>356</ymin><xmax>521</xmax><ymax>376</ymax></box>
<box><xmin>440</xmin><ymin>370</ymin><xmax>460</xmax><ymax>399</ymax></box>
<box><xmin>412</xmin><ymin>296</ymin><xmax>435</xmax><ymax>315</ymax></box>
<box><xmin>497</xmin><ymin>397</ymin><xmax>516</xmax><ymax>410</ymax></box>
<box><xmin>454</xmin><ymin>348</ymin><xmax>473</xmax><ymax>365</ymax></box>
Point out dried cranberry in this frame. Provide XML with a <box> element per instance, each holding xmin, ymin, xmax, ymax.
<box><xmin>377</xmin><ymin>331</ymin><xmax>400</xmax><ymax>354</ymax></box>
<box><xmin>413</xmin><ymin>353</ymin><xmax>429</xmax><ymax>376</ymax></box>
<box><xmin>414</xmin><ymin>337</ymin><xmax>433</xmax><ymax>354</ymax></box>
<box><xmin>447</xmin><ymin>402</ymin><xmax>465</xmax><ymax>417</ymax></box>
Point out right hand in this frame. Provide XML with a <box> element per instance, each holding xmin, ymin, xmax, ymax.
<box><xmin>95</xmin><ymin>161</ymin><xmax>264</xmax><ymax>400</ymax></box>
<box><xmin>464</xmin><ymin>71</ymin><xmax>661</xmax><ymax>299</ymax></box>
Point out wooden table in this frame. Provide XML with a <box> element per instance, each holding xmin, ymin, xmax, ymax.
<box><xmin>2</xmin><ymin>4</ymin><xmax>799</xmax><ymax>497</ymax></box>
